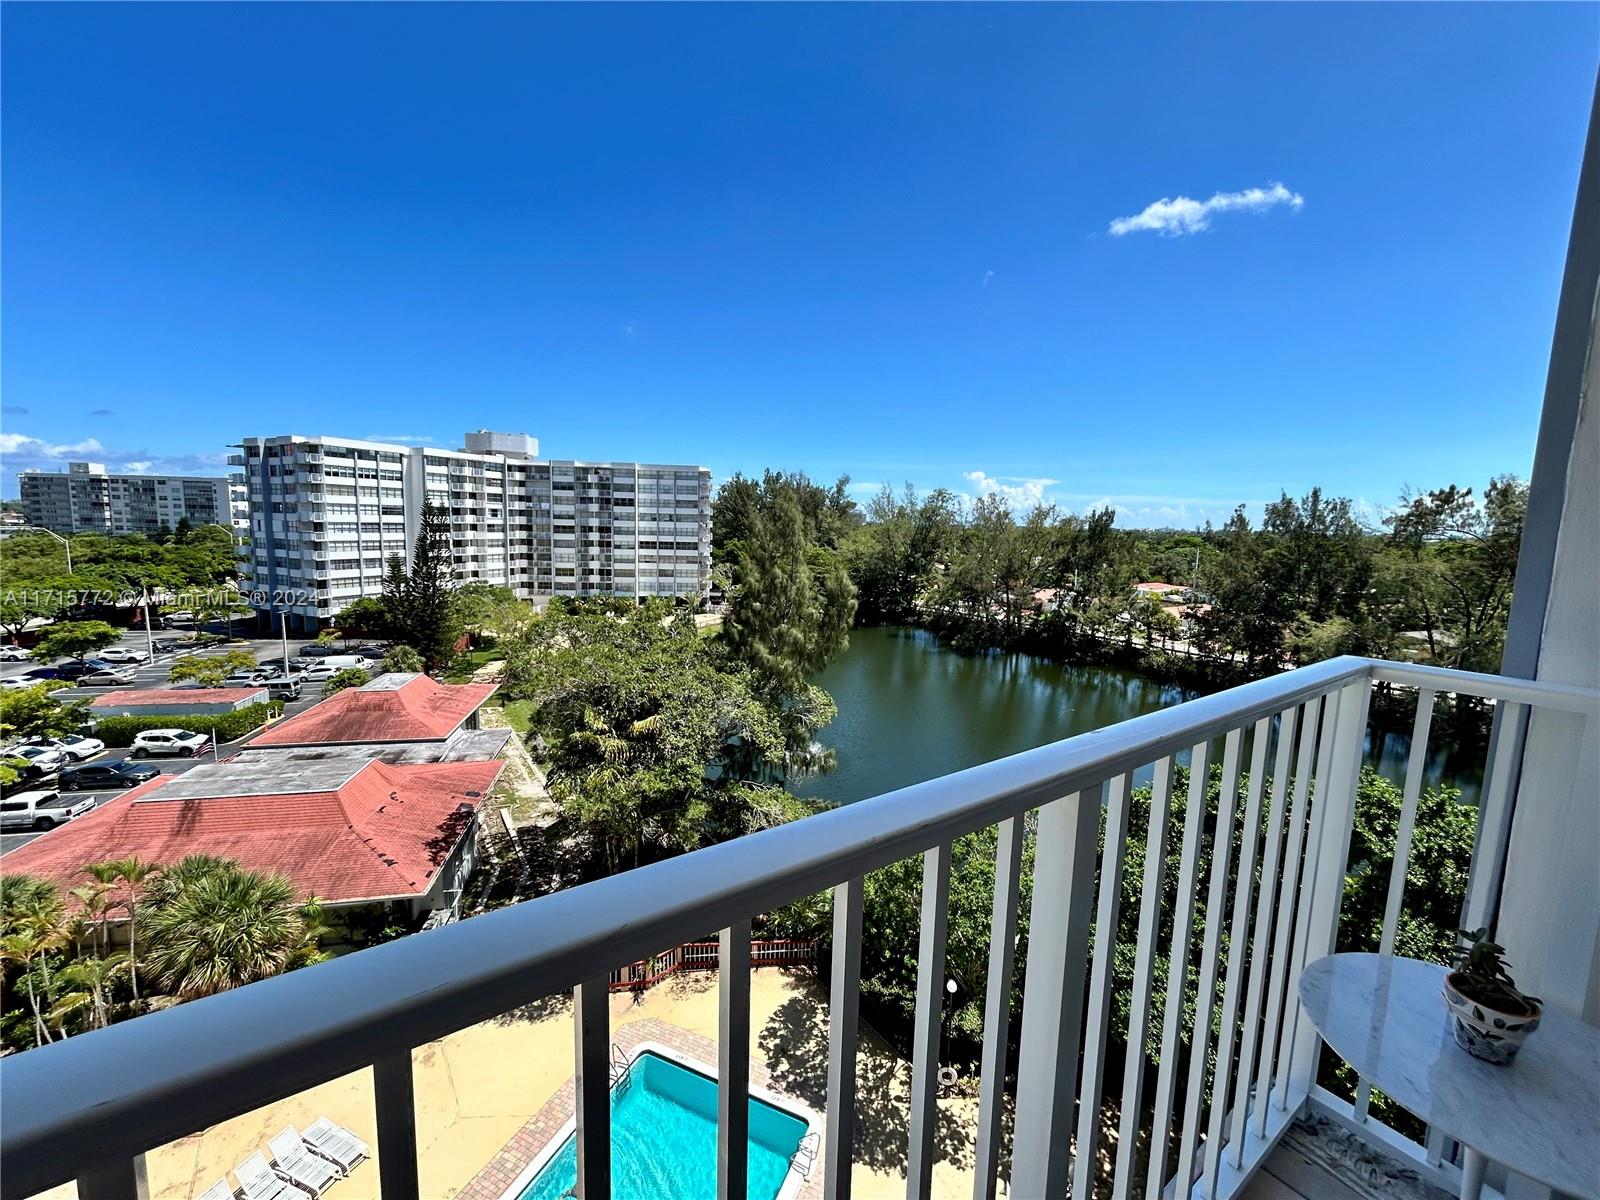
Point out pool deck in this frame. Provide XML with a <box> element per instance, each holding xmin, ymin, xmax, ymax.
<box><xmin>455</xmin><ymin>1017</ymin><xmax>824</xmax><ymax>1200</ymax></box>
<box><xmin>33</xmin><ymin>967</ymin><xmax>987</xmax><ymax>1200</ymax></box>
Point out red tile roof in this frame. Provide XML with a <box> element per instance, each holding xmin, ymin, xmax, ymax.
<box><xmin>0</xmin><ymin>757</ymin><xmax>504</xmax><ymax>906</ymax></box>
<box><xmin>250</xmin><ymin>674</ymin><xmax>498</xmax><ymax>747</ymax></box>
<box><xmin>89</xmin><ymin>688</ymin><xmax>266</xmax><ymax>708</ymax></box>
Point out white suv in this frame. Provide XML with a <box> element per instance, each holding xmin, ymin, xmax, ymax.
<box><xmin>130</xmin><ymin>729</ymin><xmax>213</xmax><ymax>758</ymax></box>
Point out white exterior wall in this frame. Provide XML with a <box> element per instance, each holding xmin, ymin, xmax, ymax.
<box><xmin>1495</xmin><ymin>298</ymin><xmax>1600</xmax><ymax>1025</ymax></box>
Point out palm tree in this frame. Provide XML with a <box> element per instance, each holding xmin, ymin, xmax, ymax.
<box><xmin>0</xmin><ymin>931</ymin><xmax>53</xmax><ymax>1046</ymax></box>
<box><xmin>143</xmin><ymin>863</ymin><xmax>309</xmax><ymax>999</ymax></box>
<box><xmin>109</xmin><ymin>857</ymin><xmax>159</xmax><ymax>1004</ymax></box>
<box><xmin>57</xmin><ymin>953</ymin><xmax>128</xmax><ymax>1031</ymax></box>
<box><xmin>70</xmin><ymin>881</ymin><xmax>115</xmax><ymax>960</ymax></box>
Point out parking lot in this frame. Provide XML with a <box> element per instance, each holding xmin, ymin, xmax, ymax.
<box><xmin>2</xmin><ymin>625</ymin><xmax>348</xmax><ymax>856</ymax></box>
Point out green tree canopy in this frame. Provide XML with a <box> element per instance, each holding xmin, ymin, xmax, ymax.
<box><xmin>0</xmin><ymin>685</ymin><xmax>91</xmax><ymax>742</ymax></box>
<box><xmin>321</xmin><ymin>667</ymin><xmax>371</xmax><ymax>696</ymax></box>
<box><xmin>168</xmin><ymin>649</ymin><xmax>257</xmax><ymax>688</ymax></box>
<box><xmin>31</xmin><ymin>621</ymin><xmax>123</xmax><ymax>663</ymax></box>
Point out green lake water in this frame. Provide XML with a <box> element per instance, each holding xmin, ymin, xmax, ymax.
<box><xmin>794</xmin><ymin>626</ymin><xmax>1480</xmax><ymax>806</ymax></box>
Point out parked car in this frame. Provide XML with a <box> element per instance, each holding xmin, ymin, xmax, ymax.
<box><xmin>266</xmin><ymin>677</ymin><xmax>303</xmax><ymax>701</ymax></box>
<box><xmin>130</xmin><ymin>729</ymin><xmax>212</xmax><ymax>758</ymax></box>
<box><xmin>51</xmin><ymin>661</ymin><xmax>95</xmax><ymax>681</ymax></box>
<box><xmin>58</xmin><ymin>759</ymin><xmax>161</xmax><ymax>790</ymax></box>
<box><xmin>0</xmin><ymin>789</ymin><xmax>96</xmax><ymax>831</ymax></box>
<box><xmin>297</xmin><ymin>643</ymin><xmax>340</xmax><ymax>657</ymax></box>
<box><xmin>224</xmin><ymin>670</ymin><xmax>270</xmax><ymax>688</ymax></box>
<box><xmin>355</xmin><ymin>644</ymin><xmax>386</xmax><ymax>659</ymax></box>
<box><xmin>0</xmin><ymin>646</ymin><xmax>31</xmax><ymax>662</ymax></box>
<box><xmin>80</xmin><ymin>669</ymin><xmax>138</xmax><ymax>687</ymax></box>
<box><xmin>0</xmin><ymin>676</ymin><xmax>37</xmax><ymax>691</ymax></box>
<box><xmin>153</xmin><ymin>638</ymin><xmax>188</xmax><ymax>653</ymax></box>
<box><xmin>292</xmin><ymin>653</ymin><xmax>366</xmax><ymax>674</ymax></box>
<box><xmin>161</xmin><ymin>611</ymin><xmax>196</xmax><ymax>627</ymax></box>
<box><xmin>96</xmin><ymin>646</ymin><xmax>150</xmax><ymax>664</ymax></box>
<box><xmin>18</xmin><ymin>734</ymin><xmax>106</xmax><ymax>761</ymax></box>
<box><xmin>4</xmin><ymin>744</ymin><xmax>69</xmax><ymax>776</ymax></box>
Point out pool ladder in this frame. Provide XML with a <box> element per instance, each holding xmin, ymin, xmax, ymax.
<box><xmin>788</xmin><ymin>1131</ymin><xmax>820</xmax><ymax>1179</ymax></box>
<box><xmin>608</xmin><ymin>1043</ymin><xmax>634</xmax><ymax>1092</ymax></box>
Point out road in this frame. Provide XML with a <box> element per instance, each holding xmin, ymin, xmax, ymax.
<box><xmin>1</xmin><ymin>625</ymin><xmax>353</xmax><ymax>856</ymax></box>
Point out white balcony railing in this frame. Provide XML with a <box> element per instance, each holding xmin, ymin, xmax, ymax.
<box><xmin>0</xmin><ymin>658</ymin><xmax>1593</xmax><ymax>1200</ymax></box>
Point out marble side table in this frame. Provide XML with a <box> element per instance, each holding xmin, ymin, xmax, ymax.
<box><xmin>1299</xmin><ymin>953</ymin><xmax>1599</xmax><ymax>1200</ymax></box>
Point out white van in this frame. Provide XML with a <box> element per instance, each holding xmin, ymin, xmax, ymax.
<box><xmin>297</xmin><ymin>655</ymin><xmax>369</xmax><ymax>681</ymax></box>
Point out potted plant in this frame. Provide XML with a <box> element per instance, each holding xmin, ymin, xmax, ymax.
<box><xmin>1442</xmin><ymin>928</ymin><xmax>1542</xmax><ymax>1064</ymax></box>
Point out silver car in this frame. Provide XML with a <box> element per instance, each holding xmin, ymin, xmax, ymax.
<box><xmin>0</xmin><ymin>789</ymin><xmax>96</xmax><ymax>831</ymax></box>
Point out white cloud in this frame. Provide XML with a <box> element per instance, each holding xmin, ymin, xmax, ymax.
<box><xmin>981</xmin><ymin>270</ymin><xmax>994</xmax><ymax>288</ymax></box>
<box><xmin>1108</xmin><ymin>181</ymin><xmax>1304</xmax><ymax>238</ymax></box>
<box><xmin>963</xmin><ymin>470</ymin><xmax>1060</xmax><ymax>509</ymax></box>
<box><xmin>0</xmin><ymin>433</ymin><xmax>106</xmax><ymax>458</ymax></box>
<box><xmin>0</xmin><ymin>432</ymin><xmax>228</xmax><ymax>492</ymax></box>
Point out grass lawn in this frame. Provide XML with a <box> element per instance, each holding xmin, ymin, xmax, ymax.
<box><xmin>442</xmin><ymin>647</ymin><xmax>501</xmax><ymax>682</ymax></box>
<box><xmin>498</xmin><ymin>699</ymin><xmax>536</xmax><ymax>734</ymax></box>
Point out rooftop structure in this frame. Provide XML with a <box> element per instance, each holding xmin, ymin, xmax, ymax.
<box><xmin>247</xmin><ymin>672</ymin><xmax>497</xmax><ymax>748</ymax></box>
<box><xmin>88</xmin><ymin>687</ymin><xmax>268</xmax><ymax>716</ymax></box>
<box><xmin>0</xmin><ymin>756</ymin><xmax>504</xmax><ymax>908</ymax></box>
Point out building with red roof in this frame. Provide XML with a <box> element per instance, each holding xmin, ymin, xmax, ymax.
<box><xmin>87</xmin><ymin>687</ymin><xmax>269</xmax><ymax>716</ymax></box>
<box><xmin>2</xmin><ymin>755</ymin><xmax>504</xmax><ymax>915</ymax></box>
<box><xmin>250</xmin><ymin>672</ymin><xmax>497</xmax><ymax>748</ymax></box>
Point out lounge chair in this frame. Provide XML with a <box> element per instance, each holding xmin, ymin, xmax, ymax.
<box><xmin>234</xmin><ymin>1153</ymin><xmax>296</xmax><ymax>1200</ymax></box>
<box><xmin>302</xmin><ymin>1117</ymin><xmax>370</xmax><ymax>1173</ymax></box>
<box><xmin>195</xmin><ymin>1180</ymin><xmax>234</xmax><ymax>1200</ymax></box>
<box><xmin>268</xmin><ymin>1127</ymin><xmax>341</xmax><ymax>1197</ymax></box>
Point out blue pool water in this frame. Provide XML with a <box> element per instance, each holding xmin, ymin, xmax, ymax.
<box><xmin>518</xmin><ymin>1051</ymin><xmax>810</xmax><ymax>1200</ymax></box>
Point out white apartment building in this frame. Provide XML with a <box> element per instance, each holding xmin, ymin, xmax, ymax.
<box><xmin>233</xmin><ymin>430</ymin><xmax>712</xmax><ymax>630</ymax></box>
<box><xmin>18</xmin><ymin>461</ymin><xmax>248</xmax><ymax>536</ymax></box>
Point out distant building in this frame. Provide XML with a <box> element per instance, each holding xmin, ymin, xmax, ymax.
<box><xmin>87</xmin><ymin>687</ymin><xmax>269</xmax><ymax>717</ymax></box>
<box><xmin>18</xmin><ymin>462</ymin><xmax>248</xmax><ymax>537</ymax></box>
<box><xmin>233</xmin><ymin>430</ymin><xmax>712</xmax><ymax>631</ymax></box>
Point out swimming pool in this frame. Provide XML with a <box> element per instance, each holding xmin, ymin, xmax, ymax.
<box><xmin>510</xmin><ymin>1046</ymin><xmax>816</xmax><ymax>1200</ymax></box>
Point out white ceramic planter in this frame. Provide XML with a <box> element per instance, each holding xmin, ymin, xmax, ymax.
<box><xmin>1443</xmin><ymin>972</ymin><xmax>1542</xmax><ymax>1064</ymax></box>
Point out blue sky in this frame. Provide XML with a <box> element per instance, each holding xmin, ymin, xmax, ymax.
<box><xmin>2</xmin><ymin>4</ymin><xmax>1594</xmax><ymax>527</ymax></box>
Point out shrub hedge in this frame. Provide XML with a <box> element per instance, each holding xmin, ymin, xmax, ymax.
<box><xmin>93</xmin><ymin>702</ymin><xmax>284</xmax><ymax>748</ymax></box>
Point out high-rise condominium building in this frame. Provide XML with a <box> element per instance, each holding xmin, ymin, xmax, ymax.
<box><xmin>233</xmin><ymin>431</ymin><xmax>712</xmax><ymax>630</ymax></box>
<box><xmin>18</xmin><ymin>462</ymin><xmax>248</xmax><ymax>537</ymax></box>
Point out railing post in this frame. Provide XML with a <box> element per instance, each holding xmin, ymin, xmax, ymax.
<box><xmin>824</xmin><ymin>877</ymin><xmax>864</xmax><ymax>1200</ymax></box>
<box><xmin>973</xmin><ymin>816</ymin><xmax>1024</xmax><ymax>1200</ymax></box>
<box><xmin>374</xmin><ymin>1052</ymin><xmax>420</xmax><ymax>1200</ymax></box>
<box><xmin>574</xmin><ymin>977</ymin><xmax>611</xmax><ymax>1200</ymax></box>
<box><xmin>77</xmin><ymin>1155</ymin><xmax>149</xmax><ymax>1200</ymax></box>
<box><xmin>1011</xmin><ymin>789</ymin><xmax>1101</xmax><ymax>1200</ymax></box>
<box><xmin>907</xmin><ymin>843</ymin><xmax>952</xmax><ymax>1200</ymax></box>
<box><xmin>719</xmin><ymin>920</ymin><xmax>751</xmax><ymax>1200</ymax></box>
<box><xmin>1288</xmin><ymin>680</ymin><xmax>1370</xmax><ymax>1094</ymax></box>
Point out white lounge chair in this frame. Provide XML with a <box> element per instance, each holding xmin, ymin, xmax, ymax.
<box><xmin>195</xmin><ymin>1180</ymin><xmax>234</xmax><ymax>1200</ymax></box>
<box><xmin>234</xmin><ymin>1153</ymin><xmax>296</xmax><ymax>1200</ymax></box>
<box><xmin>302</xmin><ymin>1117</ymin><xmax>370</xmax><ymax>1173</ymax></box>
<box><xmin>268</xmin><ymin>1127</ymin><xmax>341</xmax><ymax>1197</ymax></box>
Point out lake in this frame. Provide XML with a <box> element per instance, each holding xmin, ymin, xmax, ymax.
<box><xmin>794</xmin><ymin>626</ymin><xmax>1481</xmax><ymax>806</ymax></box>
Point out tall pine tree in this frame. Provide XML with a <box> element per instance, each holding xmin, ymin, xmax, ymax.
<box><xmin>402</xmin><ymin>501</ymin><xmax>461</xmax><ymax>669</ymax></box>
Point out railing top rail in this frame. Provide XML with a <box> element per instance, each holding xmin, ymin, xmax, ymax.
<box><xmin>1369</xmin><ymin>659</ymin><xmax>1599</xmax><ymax>715</ymax></box>
<box><xmin>1</xmin><ymin>656</ymin><xmax>1591</xmax><ymax>1197</ymax></box>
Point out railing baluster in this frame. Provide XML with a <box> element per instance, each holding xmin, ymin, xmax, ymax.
<box><xmin>374</xmin><ymin>1052</ymin><xmax>420</xmax><ymax>1200</ymax></box>
<box><xmin>1175</xmin><ymin>729</ymin><xmax>1245</xmax><ymax>1194</ymax></box>
<box><xmin>1203</xmin><ymin>718</ymin><xmax>1272</xmax><ymax>1195</ymax></box>
<box><xmin>1071</xmin><ymin>773</ymin><xmax>1133</xmax><ymax>1200</ymax></box>
<box><xmin>77</xmin><ymin>1155</ymin><xmax>148</xmax><ymax>1200</ymax></box>
<box><xmin>719</xmin><ymin>920</ymin><xmax>752</xmax><ymax>1200</ymax></box>
<box><xmin>1230</xmin><ymin>705</ymin><xmax>1298</xmax><ymax>1164</ymax></box>
<box><xmin>1113</xmin><ymin>756</ymin><xmax>1177</xmax><ymax>1195</ymax></box>
<box><xmin>1354</xmin><ymin>689</ymin><xmax>1435</xmax><ymax>1120</ymax></box>
<box><xmin>973</xmin><ymin>816</ymin><xmax>1024</xmax><ymax>1200</ymax></box>
<box><xmin>1255</xmin><ymin>699</ymin><xmax>1320</xmax><ymax>1127</ymax></box>
<box><xmin>1011</xmin><ymin>789</ymin><xmax>1101</xmax><ymax>1200</ymax></box>
<box><xmin>1287</xmin><ymin>681</ymin><xmax>1370</xmax><ymax>1096</ymax></box>
<box><xmin>907</xmin><ymin>843</ymin><xmax>952</xmax><ymax>1200</ymax></box>
<box><xmin>574</xmin><ymin>977</ymin><xmax>611</xmax><ymax>1200</ymax></box>
<box><xmin>1144</xmin><ymin>740</ymin><xmax>1212</xmax><ymax>1200</ymax></box>
<box><xmin>1273</xmin><ymin>694</ymin><xmax>1337</xmax><ymax>1120</ymax></box>
<box><xmin>824</xmin><ymin>877</ymin><xmax>864</xmax><ymax>1200</ymax></box>
<box><xmin>1461</xmin><ymin>699</ymin><xmax>1527</xmax><ymax>932</ymax></box>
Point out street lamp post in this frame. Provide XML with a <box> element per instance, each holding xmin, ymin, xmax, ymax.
<box><xmin>12</xmin><ymin>526</ymin><xmax>73</xmax><ymax>574</ymax></box>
